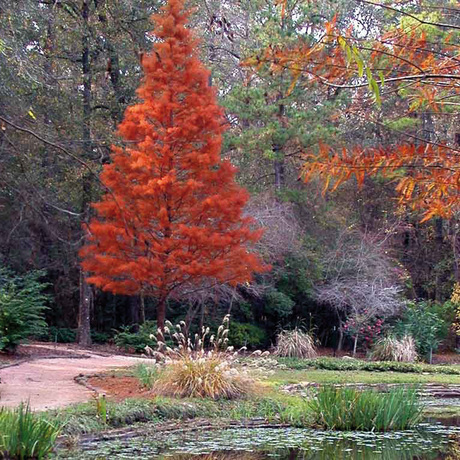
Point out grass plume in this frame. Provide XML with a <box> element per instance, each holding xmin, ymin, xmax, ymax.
<box><xmin>274</xmin><ymin>328</ymin><xmax>317</xmax><ymax>359</ymax></box>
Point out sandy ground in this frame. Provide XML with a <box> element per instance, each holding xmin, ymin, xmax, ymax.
<box><xmin>0</xmin><ymin>345</ymin><xmax>150</xmax><ymax>411</ymax></box>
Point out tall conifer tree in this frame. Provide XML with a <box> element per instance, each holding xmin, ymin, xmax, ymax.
<box><xmin>80</xmin><ymin>0</ymin><xmax>267</xmax><ymax>329</ymax></box>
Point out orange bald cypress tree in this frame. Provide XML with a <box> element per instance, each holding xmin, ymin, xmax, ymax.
<box><xmin>80</xmin><ymin>0</ymin><xmax>267</xmax><ymax>330</ymax></box>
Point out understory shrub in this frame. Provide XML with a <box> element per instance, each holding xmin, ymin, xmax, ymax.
<box><xmin>114</xmin><ymin>320</ymin><xmax>157</xmax><ymax>353</ymax></box>
<box><xmin>369</xmin><ymin>335</ymin><xmax>418</xmax><ymax>362</ymax></box>
<box><xmin>394</xmin><ymin>301</ymin><xmax>445</xmax><ymax>362</ymax></box>
<box><xmin>228</xmin><ymin>322</ymin><xmax>267</xmax><ymax>349</ymax></box>
<box><xmin>36</xmin><ymin>327</ymin><xmax>111</xmax><ymax>344</ymax></box>
<box><xmin>310</xmin><ymin>386</ymin><xmax>422</xmax><ymax>431</ymax></box>
<box><xmin>0</xmin><ymin>268</ymin><xmax>48</xmax><ymax>353</ymax></box>
<box><xmin>274</xmin><ymin>328</ymin><xmax>317</xmax><ymax>359</ymax></box>
<box><xmin>0</xmin><ymin>403</ymin><xmax>61</xmax><ymax>459</ymax></box>
<box><xmin>148</xmin><ymin>315</ymin><xmax>263</xmax><ymax>400</ymax></box>
<box><xmin>35</xmin><ymin>326</ymin><xmax>76</xmax><ymax>343</ymax></box>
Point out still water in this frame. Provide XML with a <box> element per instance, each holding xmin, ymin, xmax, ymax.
<box><xmin>59</xmin><ymin>424</ymin><xmax>460</xmax><ymax>459</ymax></box>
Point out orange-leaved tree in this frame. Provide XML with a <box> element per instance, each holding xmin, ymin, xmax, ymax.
<box><xmin>80</xmin><ymin>0</ymin><xmax>268</xmax><ymax>330</ymax></box>
<box><xmin>245</xmin><ymin>1</ymin><xmax>460</xmax><ymax>222</ymax></box>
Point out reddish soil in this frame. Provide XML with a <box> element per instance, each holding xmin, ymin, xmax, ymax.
<box><xmin>87</xmin><ymin>375</ymin><xmax>152</xmax><ymax>401</ymax></box>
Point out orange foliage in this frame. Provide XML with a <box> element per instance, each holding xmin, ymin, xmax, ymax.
<box><xmin>304</xmin><ymin>142</ymin><xmax>460</xmax><ymax>222</ymax></box>
<box><xmin>80</xmin><ymin>0</ymin><xmax>268</xmax><ymax>328</ymax></box>
<box><xmin>244</xmin><ymin>5</ymin><xmax>460</xmax><ymax>221</ymax></box>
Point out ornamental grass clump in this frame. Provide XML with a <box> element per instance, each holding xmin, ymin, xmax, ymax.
<box><xmin>147</xmin><ymin>315</ymin><xmax>264</xmax><ymax>400</ymax></box>
<box><xmin>154</xmin><ymin>354</ymin><xmax>253</xmax><ymax>400</ymax></box>
<box><xmin>310</xmin><ymin>386</ymin><xmax>422</xmax><ymax>431</ymax></box>
<box><xmin>369</xmin><ymin>335</ymin><xmax>418</xmax><ymax>362</ymax></box>
<box><xmin>273</xmin><ymin>328</ymin><xmax>317</xmax><ymax>359</ymax></box>
<box><xmin>0</xmin><ymin>403</ymin><xmax>61</xmax><ymax>459</ymax></box>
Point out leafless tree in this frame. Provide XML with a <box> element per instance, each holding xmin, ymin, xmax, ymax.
<box><xmin>245</xmin><ymin>193</ymin><xmax>303</xmax><ymax>262</ymax></box>
<box><xmin>315</xmin><ymin>228</ymin><xmax>406</xmax><ymax>352</ymax></box>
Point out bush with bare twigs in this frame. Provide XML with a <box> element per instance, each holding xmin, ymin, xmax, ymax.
<box><xmin>143</xmin><ymin>315</ymin><xmax>266</xmax><ymax>400</ymax></box>
<box><xmin>273</xmin><ymin>328</ymin><xmax>317</xmax><ymax>359</ymax></box>
<box><xmin>369</xmin><ymin>335</ymin><xmax>418</xmax><ymax>363</ymax></box>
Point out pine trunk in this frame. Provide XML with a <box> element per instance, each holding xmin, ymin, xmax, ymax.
<box><xmin>77</xmin><ymin>269</ymin><xmax>92</xmax><ymax>346</ymax></box>
<box><xmin>77</xmin><ymin>0</ymin><xmax>94</xmax><ymax>346</ymax></box>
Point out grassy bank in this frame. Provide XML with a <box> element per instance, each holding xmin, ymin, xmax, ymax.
<box><xmin>47</xmin><ymin>394</ymin><xmax>313</xmax><ymax>436</ymax></box>
<box><xmin>276</xmin><ymin>357</ymin><xmax>460</xmax><ymax>374</ymax></box>
<box><xmin>264</xmin><ymin>368</ymin><xmax>460</xmax><ymax>385</ymax></box>
<box><xmin>48</xmin><ymin>386</ymin><xmax>428</xmax><ymax>437</ymax></box>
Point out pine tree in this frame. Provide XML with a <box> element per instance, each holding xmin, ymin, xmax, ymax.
<box><xmin>80</xmin><ymin>0</ymin><xmax>267</xmax><ymax>329</ymax></box>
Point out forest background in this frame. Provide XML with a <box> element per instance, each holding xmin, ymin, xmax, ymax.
<box><xmin>1</xmin><ymin>0</ymin><xmax>459</xmax><ymax>354</ymax></box>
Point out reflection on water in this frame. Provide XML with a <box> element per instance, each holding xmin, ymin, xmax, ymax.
<box><xmin>59</xmin><ymin>425</ymin><xmax>460</xmax><ymax>460</ymax></box>
<box><xmin>156</xmin><ymin>429</ymin><xmax>455</xmax><ymax>460</ymax></box>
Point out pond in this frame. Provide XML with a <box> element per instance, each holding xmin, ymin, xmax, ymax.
<box><xmin>58</xmin><ymin>423</ymin><xmax>460</xmax><ymax>459</ymax></box>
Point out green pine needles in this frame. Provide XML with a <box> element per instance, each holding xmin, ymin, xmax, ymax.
<box><xmin>310</xmin><ymin>386</ymin><xmax>423</xmax><ymax>431</ymax></box>
<box><xmin>0</xmin><ymin>268</ymin><xmax>48</xmax><ymax>353</ymax></box>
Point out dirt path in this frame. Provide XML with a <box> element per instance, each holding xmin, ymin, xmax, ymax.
<box><xmin>0</xmin><ymin>346</ymin><xmax>150</xmax><ymax>411</ymax></box>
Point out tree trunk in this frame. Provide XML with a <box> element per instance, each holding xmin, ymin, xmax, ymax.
<box><xmin>185</xmin><ymin>301</ymin><xmax>199</xmax><ymax>334</ymax></box>
<box><xmin>77</xmin><ymin>0</ymin><xmax>93</xmax><ymax>346</ymax></box>
<box><xmin>353</xmin><ymin>334</ymin><xmax>358</xmax><ymax>357</ymax></box>
<box><xmin>274</xmin><ymin>158</ymin><xmax>285</xmax><ymax>191</ymax></box>
<box><xmin>452</xmin><ymin>221</ymin><xmax>460</xmax><ymax>282</ymax></box>
<box><xmin>129</xmin><ymin>296</ymin><xmax>140</xmax><ymax>332</ymax></box>
<box><xmin>272</xmin><ymin>98</ymin><xmax>285</xmax><ymax>191</ymax></box>
<box><xmin>156</xmin><ymin>297</ymin><xmax>167</xmax><ymax>331</ymax></box>
<box><xmin>139</xmin><ymin>293</ymin><xmax>146</xmax><ymax>324</ymax></box>
<box><xmin>337</xmin><ymin>330</ymin><xmax>343</xmax><ymax>352</ymax></box>
<box><xmin>77</xmin><ymin>269</ymin><xmax>92</xmax><ymax>346</ymax></box>
<box><xmin>199</xmin><ymin>301</ymin><xmax>205</xmax><ymax>331</ymax></box>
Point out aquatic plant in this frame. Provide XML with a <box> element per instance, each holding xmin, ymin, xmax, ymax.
<box><xmin>61</xmin><ymin>425</ymin><xmax>457</xmax><ymax>460</ymax></box>
<box><xmin>114</xmin><ymin>321</ymin><xmax>158</xmax><ymax>353</ymax></box>
<box><xmin>309</xmin><ymin>386</ymin><xmax>423</xmax><ymax>431</ymax></box>
<box><xmin>93</xmin><ymin>394</ymin><xmax>107</xmax><ymax>424</ymax></box>
<box><xmin>273</xmin><ymin>328</ymin><xmax>317</xmax><ymax>359</ymax></box>
<box><xmin>369</xmin><ymin>335</ymin><xmax>418</xmax><ymax>362</ymax></box>
<box><xmin>158</xmin><ymin>454</ymin><xmax>266</xmax><ymax>460</ymax></box>
<box><xmin>0</xmin><ymin>403</ymin><xmax>61</xmax><ymax>459</ymax></box>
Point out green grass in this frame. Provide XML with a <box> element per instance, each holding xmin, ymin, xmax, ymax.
<box><xmin>264</xmin><ymin>368</ymin><xmax>460</xmax><ymax>385</ymax></box>
<box><xmin>277</xmin><ymin>357</ymin><xmax>460</xmax><ymax>375</ymax></box>
<box><xmin>228</xmin><ymin>394</ymin><xmax>313</xmax><ymax>427</ymax></box>
<box><xmin>50</xmin><ymin>387</ymin><xmax>427</xmax><ymax>437</ymax></box>
<box><xmin>0</xmin><ymin>403</ymin><xmax>61</xmax><ymax>459</ymax></box>
<box><xmin>310</xmin><ymin>386</ymin><xmax>423</xmax><ymax>431</ymax></box>
<box><xmin>47</xmin><ymin>396</ymin><xmax>227</xmax><ymax>436</ymax></box>
<box><xmin>48</xmin><ymin>393</ymin><xmax>317</xmax><ymax>436</ymax></box>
